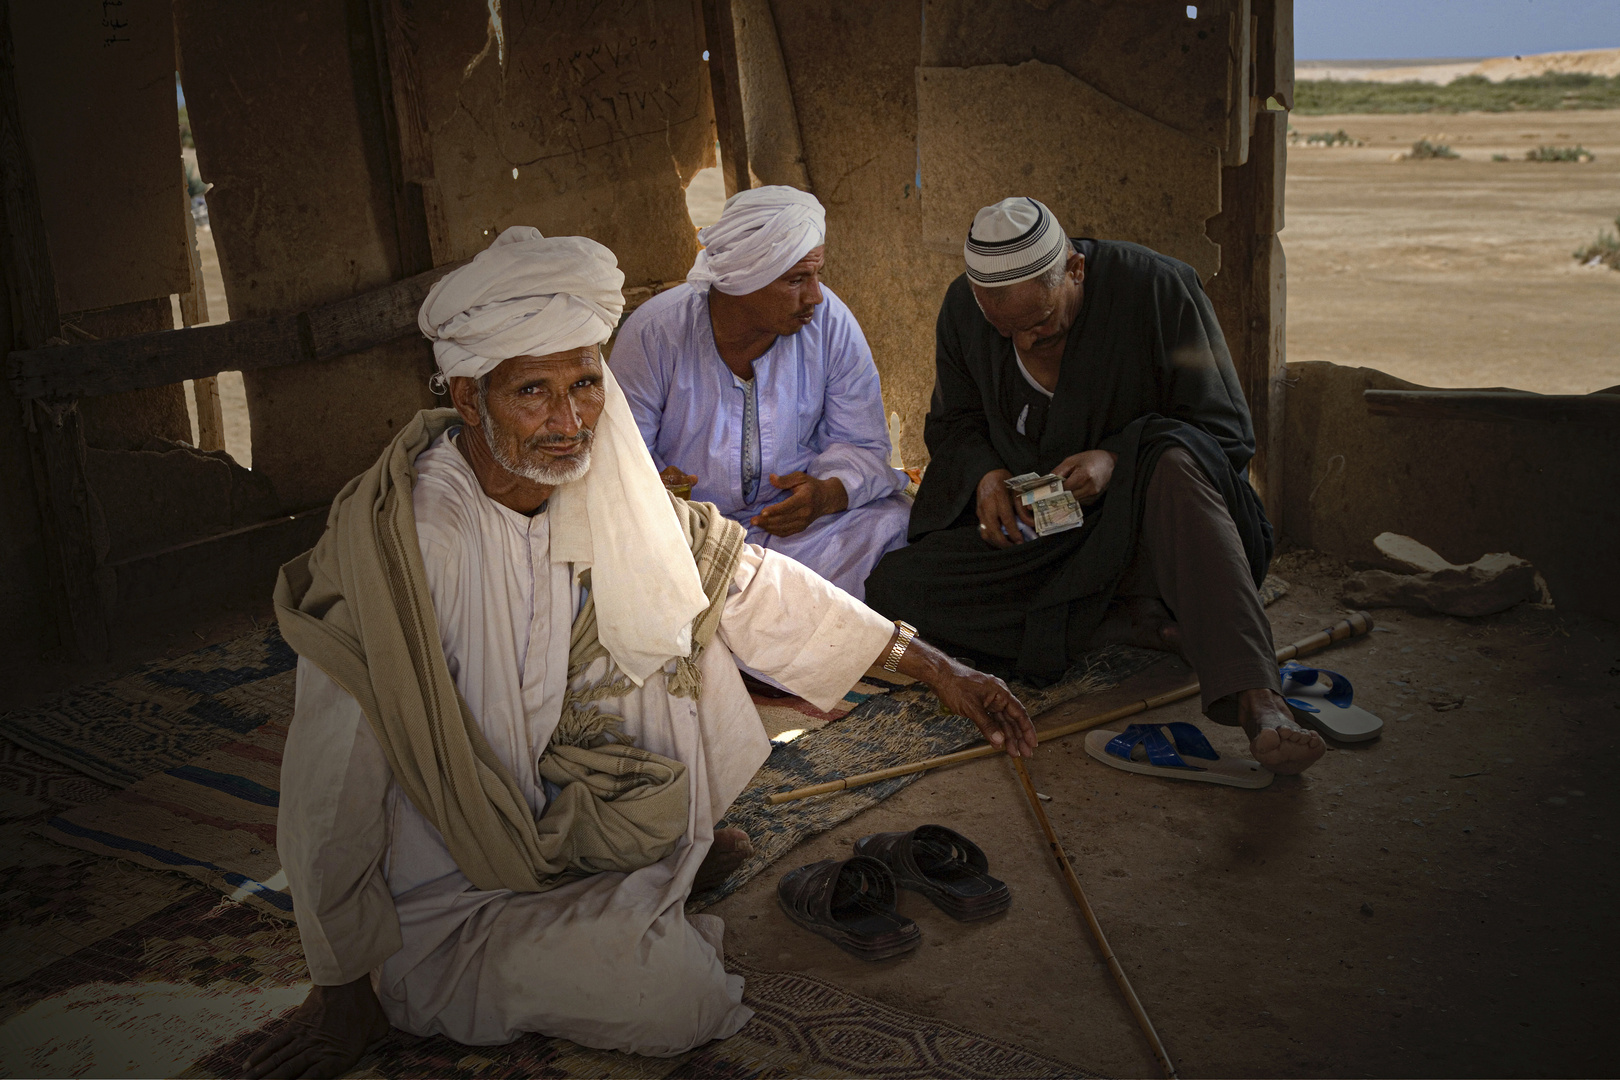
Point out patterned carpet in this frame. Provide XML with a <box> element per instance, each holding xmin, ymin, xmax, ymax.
<box><xmin>23</xmin><ymin>626</ymin><xmax>1164</xmax><ymax>917</ymax></box>
<box><xmin>0</xmin><ymin>885</ymin><xmax>1095</xmax><ymax>1079</ymax></box>
<box><xmin>0</xmin><ymin>630</ymin><xmax>296</xmax><ymax>788</ymax></box>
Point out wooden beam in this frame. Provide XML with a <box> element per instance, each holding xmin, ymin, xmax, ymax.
<box><xmin>701</xmin><ymin>0</ymin><xmax>751</xmax><ymax>197</ymax></box>
<box><xmin>0</xmin><ymin>0</ymin><xmax>107</xmax><ymax>659</ymax></box>
<box><xmin>1365</xmin><ymin>390</ymin><xmax>1620</xmax><ymax>425</ymax></box>
<box><xmin>369</xmin><ymin>0</ymin><xmax>450</xmax><ymax>275</ymax></box>
<box><xmin>8</xmin><ymin>258</ymin><xmax>465</xmax><ymax>401</ymax></box>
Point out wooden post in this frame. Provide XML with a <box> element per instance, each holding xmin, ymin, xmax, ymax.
<box><xmin>700</xmin><ymin>0</ymin><xmax>751</xmax><ymax>197</ymax></box>
<box><xmin>177</xmin><ymin>154</ymin><xmax>225</xmax><ymax>452</ymax></box>
<box><xmin>368</xmin><ymin>0</ymin><xmax>450</xmax><ymax>275</ymax></box>
<box><xmin>0</xmin><ymin>0</ymin><xmax>108</xmax><ymax>659</ymax></box>
<box><xmin>1207</xmin><ymin>0</ymin><xmax>1289</xmax><ymax>533</ymax></box>
<box><xmin>192</xmin><ymin>375</ymin><xmax>226</xmax><ymax>452</ymax></box>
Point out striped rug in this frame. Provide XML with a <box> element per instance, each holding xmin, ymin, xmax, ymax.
<box><xmin>37</xmin><ymin>712</ymin><xmax>292</xmax><ymax>917</ymax></box>
<box><xmin>752</xmin><ymin>667</ymin><xmax>914</xmax><ymax>742</ymax></box>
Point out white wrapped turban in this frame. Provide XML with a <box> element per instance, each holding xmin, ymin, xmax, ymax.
<box><xmin>418</xmin><ymin>226</ymin><xmax>626</xmax><ymax>380</ymax></box>
<box><xmin>416</xmin><ymin>226</ymin><xmax>703</xmax><ymax>685</ymax></box>
<box><xmin>686</xmin><ymin>185</ymin><xmax>826</xmax><ymax>296</ymax></box>
<box><xmin>964</xmin><ymin>197</ymin><xmax>1071</xmax><ymax>287</ymax></box>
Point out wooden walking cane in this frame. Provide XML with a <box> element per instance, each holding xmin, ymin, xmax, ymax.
<box><xmin>767</xmin><ymin>611</ymin><xmax>1374</xmax><ymax>805</ymax></box>
<box><xmin>1011</xmin><ymin>755</ymin><xmax>1178</xmax><ymax>1079</ymax></box>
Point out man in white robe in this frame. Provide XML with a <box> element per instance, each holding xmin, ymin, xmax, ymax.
<box><xmin>612</xmin><ymin>186</ymin><xmax>911</xmax><ymax>600</ymax></box>
<box><xmin>247</xmin><ymin>227</ymin><xmax>1035</xmax><ymax>1079</ymax></box>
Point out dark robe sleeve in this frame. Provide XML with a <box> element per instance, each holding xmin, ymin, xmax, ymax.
<box><xmin>1097</xmin><ymin>259</ymin><xmax>1255</xmax><ymax>475</ymax></box>
<box><xmin>909</xmin><ymin>282</ymin><xmax>1009</xmax><ymax>540</ymax></box>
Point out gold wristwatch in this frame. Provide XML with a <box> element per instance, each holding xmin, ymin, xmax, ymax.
<box><xmin>883</xmin><ymin>620</ymin><xmax>918</xmax><ymax>672</ymax></box>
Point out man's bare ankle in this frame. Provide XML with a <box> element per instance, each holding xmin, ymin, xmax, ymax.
<box><xmin>1236</xmin><ymin>687</ymin><xmax>1292</xmax><ymax>738</ymax></box>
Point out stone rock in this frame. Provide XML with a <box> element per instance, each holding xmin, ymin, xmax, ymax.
<box><xmin>1374</xmin><ymin>532</ymin><xmax>1453</xmax><ymax>574</ymax></box>
<box><xmin>1340</xmin><ymin>548</ymin><xmax>1539</xmax><ymax>618</ymax></box>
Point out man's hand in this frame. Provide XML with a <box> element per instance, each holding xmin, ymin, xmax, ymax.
<box><xmin>244</xmin><ymin>975</ymin><xmax>390</xmax><ymax>1079</ymax></box>
<box><xmin>892</xmin><ymin>631</ymin><xmax>1037</xmax><ymax>757</ymax></box>
<box><xmin>659</xmin><ymin>464</ymin><xmax>698</xmax><ymax>493</ymax></box>
<box><xmin>975</xmin><ymin>468</ymin><xmax>1033</xmax><ymax>548</ymax></box>
<box><xmin>751</xmin><ymin>472</ymin><xmax>847</xmax><ymax>537</ymax></box>
<box><xmin>1052</xmin><ymin>449</ymin><xmax>1118</xmax><ymax>506</ymax></box>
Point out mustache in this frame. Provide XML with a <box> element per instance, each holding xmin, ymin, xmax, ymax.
<box><xmin>523</xmin><ymin>427</ymin><xmax>595</xmax><ymax>451</ymax></box>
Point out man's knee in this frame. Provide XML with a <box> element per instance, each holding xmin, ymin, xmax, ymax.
<box><xmin>1148</xmin><ymin>446</ymin><xmax>1213</xmax><ymax>500</ymax></box>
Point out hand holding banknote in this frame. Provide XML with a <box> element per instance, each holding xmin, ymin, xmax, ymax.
<box><xmin>1003</xmin><ymin>472</ymin><xmax>1084</xmax><ymax>538</ymax></box>
<box><xmin>1052</xmin><ymin>449</ymin><xmax>1118</xmax><ymax>506</ymax></box>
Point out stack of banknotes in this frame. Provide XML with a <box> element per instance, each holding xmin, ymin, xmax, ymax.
<box><xmin>1004</xmin><ymin>472</ymin><xmax>1084</xmax><ymax>537</ymax></box>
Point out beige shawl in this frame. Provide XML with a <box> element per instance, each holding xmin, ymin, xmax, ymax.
<box><xmin>274</xmin><ymin>409</ymin><xmax>746</xmax><ymax>893</ymax></box>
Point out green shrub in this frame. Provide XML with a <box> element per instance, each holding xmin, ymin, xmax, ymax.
<box><xmin>1491</xmin><ymin>153</ymin><xmax>1509</xmax><ymax>161</ymax></box>
<box><xmin>1573</xmin><ymin>216</ymin><xmax>1620</xmax><ymax>270</ymax></box>
<box><xmin>1526</xmin><ymin>145</ymin><xmax>1593</xmax><ymax>162</ymax></box>
<box><xmin>1297</xmin><ymin>128</ymin><xmax>1361</xmax><ymax>146</ymax></box>
<box><xmin>1294</xmin><ymin>71</ymin><xmax>1620</xmax><ymax>114</ymax></box>
<box><xmin>1408</xmin><ymin>139</ymin><xmax>1460</xmax><ymax>160</ymax></box>
<box><xmin>178</xmin><ymin>104</ymin><xmax>194</xmax><ymax>149</ymax></box>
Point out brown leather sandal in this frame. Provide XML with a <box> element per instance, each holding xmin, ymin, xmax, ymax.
<box><xmin>776</xmin><ymin>855</ymin><xmax>921</xmax><ymax>960</ymax></box>
<box><xmin>853</xmin><ymin>825</ymin><xmax>1011</xmax><ymax>921</ymax></box>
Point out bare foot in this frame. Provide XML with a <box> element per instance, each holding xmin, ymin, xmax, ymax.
<box><xmin>694</xmin><ymin>827</ymin><xmax>754</xmax><ymax>892</ymax></box>
<box><xmin>1088</xmin><ymin>596</ymin><xmax>1183</xmax><ymax>655</ymax></box>
<box><xmin>245</xmin><ymin>975</ymin><xmax>390</xmax><ymax>1079</ymax></box>
<box><xmin>1239</xmin><ymin>688</ymin><xmax>1325</xmax><ymax>775</ymax></box>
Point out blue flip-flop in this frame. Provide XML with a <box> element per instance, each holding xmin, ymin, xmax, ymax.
<box><xmin>1280</xmin><ymin>662</ymin><xmax>1383</xmax><ymax>742</ymax></box>
<box><xmin>1084</xmin><ymin>721</ymin><xmax>1273</xmax><ymax>788</ymax></box>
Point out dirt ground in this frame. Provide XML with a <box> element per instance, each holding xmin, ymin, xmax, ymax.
<box><xmin>1284</xmin><ymin>108</ymin><xmax>1620</xmax><ymax>395</ymax></box>
<box><xmin>709</xmin><ymin>553</ymin><xmax>1620</xmax><ymax>1078</ymax></box>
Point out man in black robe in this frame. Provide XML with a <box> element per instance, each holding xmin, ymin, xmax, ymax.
<box><xmin>864</xmin><ymin>197</ymin><xmax>1322</xmax><ymax>773</ymax></box>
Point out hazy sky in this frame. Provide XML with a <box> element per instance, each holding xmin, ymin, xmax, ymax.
<box><xmin>1295</xmin><ymin>0</ymin><xmax>1620</xmax><ymax>60</ymax></box>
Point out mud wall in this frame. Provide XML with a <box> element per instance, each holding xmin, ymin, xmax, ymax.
<box><xmin>769</xmin><ymin>0</ymin><xmax>1256</xmax><ymax>466</ymax></box>
<box><xmin>174</xmin><ymin>0</ymin><xmax>438</xmax><ymax>513</ymax></box>
<box><xmin>1280</xmin><ymin>361</ymin><xmax>1620</xmax><ymax>619</ymax></box>
<box><xmin>410</xmin><ymin>0</ymin><xmax>714</xmax><ymax>289</ymax></box>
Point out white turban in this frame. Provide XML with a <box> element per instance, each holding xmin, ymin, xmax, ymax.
<box><xmin>964</xmin><ymin>197</ymin><xmax>1070</xmax><ymax>287</ymax></box>
<box><xmin>686</xmin><ymin>185</ymin><xmax>826</xmax><ymax>296</ymax></box>
<box><xmin>418</xmin><ymin>226</ymin><xmax>703</xmax><ymax>685</ymax></box>
<box><xmin>418</xmin><ymin>226</ymin><xmax>626</xmax><ymax>380</ymax></box>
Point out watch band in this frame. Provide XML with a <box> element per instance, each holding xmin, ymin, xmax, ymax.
<box><xmin>882</xmin><ymin>620</ymin><xmax>918</xmax><ymax>672</ymax></box>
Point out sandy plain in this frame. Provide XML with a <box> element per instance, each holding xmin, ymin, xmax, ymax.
<box><xmin>1282</xmin><ymin>108</ymin><xmax>1620</xmax><ymax>394</ymax></box>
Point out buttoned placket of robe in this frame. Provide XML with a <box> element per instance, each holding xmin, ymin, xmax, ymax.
<box><xmin>700</xmin><ymin>294</ymin><xmax>785</xmax><ymax>515</ymax></box>
<box><xmin>505</xmin><ymin>501</ymin><xmax>577</xmax><ymax>815</ymax></box>
<box><xmin>734</xmin><ymin>372</ymin><xmax>762</xmax><ymax>505</ymax></box>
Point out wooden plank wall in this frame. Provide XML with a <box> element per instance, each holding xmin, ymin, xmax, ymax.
<box><xmin>0</xmin><ymin>0</ymin><xmax>107</xmax><ymax>659</ymax></box>
<box><xmin>1206</xmin><ymin>0</ymin><xmax>1291</xmax><ymax>530</ymax></box>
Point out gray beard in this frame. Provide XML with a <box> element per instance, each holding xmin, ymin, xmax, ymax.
<box><xmin>477</xmin><ymin>394</ymin><xmax>594</xmax><ymax>486</ymax></box>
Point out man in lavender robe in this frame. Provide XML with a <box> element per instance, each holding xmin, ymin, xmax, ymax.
<box><xmin>610</xmin><ymin>186</ymin><xmax>909</xmax><ymax>601</ymax></box>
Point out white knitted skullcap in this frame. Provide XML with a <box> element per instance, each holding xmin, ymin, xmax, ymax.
<box><xmin>964</xmin><ymin>197</ymin><xmax>1070</xmax><ymax>287</ymax></box>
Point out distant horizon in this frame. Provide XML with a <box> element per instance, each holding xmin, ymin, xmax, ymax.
<box><xmin>1295</xmin><ymin>0</ymin><xmax>1620</xmax><ymax>61</ymax></box>
<box><xmin>1295</xmin><ymin>50</ymin><xmax>1613</xmax><ymax>66</ymax></box>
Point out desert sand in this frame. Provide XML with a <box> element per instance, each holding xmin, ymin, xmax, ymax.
<box><xmin>1297</xmin><ymin>46</ymin><xmax>1620</xmax><ymax>84</ymax></box>
<box><xmin>1283</xmin><ymin>108</ymin><xmax>1620</xmax><ymax>394</ymax></box>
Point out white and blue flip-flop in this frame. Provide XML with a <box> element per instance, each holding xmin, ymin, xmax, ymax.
<box><xmin>1280</xmin><ymin>662</ymin><xmax>1384</xmax><ymax>742</ymax></box>
<box><xmin>1084</xmin><ymin>722</ymin><xmax>1274</xmax><ymax>788</ymax></box>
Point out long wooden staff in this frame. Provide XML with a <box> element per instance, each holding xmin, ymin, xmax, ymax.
<box><xmin>1011</xmin><ymin>755</ymin><xmax>1178</xmax><ymax>1079</ymax></box>
<box><xmin>766</xmin><ymin>611</ymin><xmax>1373</xmax><ymax>805</ymax></box>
